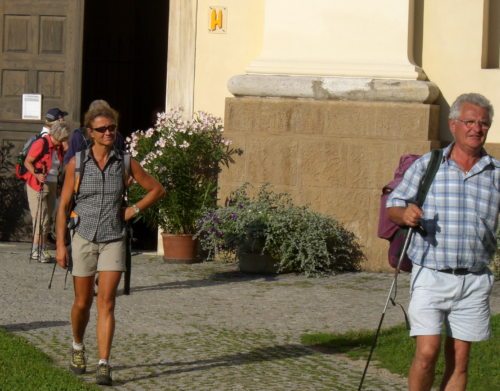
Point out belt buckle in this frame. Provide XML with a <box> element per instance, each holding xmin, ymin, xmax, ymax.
<box><xmin>451</xmin><ymin>268</ymin><xmax>469</xmax><ymax>275</ymax></box>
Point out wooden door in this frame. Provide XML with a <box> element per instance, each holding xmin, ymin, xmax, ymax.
<box><xmin>0</xmin><ymin>0</ymin><xmax>84</xmax><ymax>240</ymax></box>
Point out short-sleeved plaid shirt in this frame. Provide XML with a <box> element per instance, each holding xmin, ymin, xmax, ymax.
<box><xmin>74</xmin><ymin>149</ymin><xmax>126</xmax><ymax>242</ymax></box>
<box><xmin>386</xmin><ymin>143</ymin><xmax>500</xmax><ymax>271</ymax></box>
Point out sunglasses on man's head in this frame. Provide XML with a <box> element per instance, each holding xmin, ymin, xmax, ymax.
<box><xmin>92</xmin><ymin>124</ymin><xmax>117</xmax><ymax>133</ymax></box>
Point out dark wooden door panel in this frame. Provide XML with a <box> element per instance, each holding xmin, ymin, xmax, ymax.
<box><xmin>0</xmin><ymin>0</ymin><xmax>84</xmax><ymax>241</ymax></box>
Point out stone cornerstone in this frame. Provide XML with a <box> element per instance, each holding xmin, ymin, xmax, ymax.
<box><xmin>219</xmin><ymin>97</ymin><xmax>441</xmax><ymax>271</ymax></box>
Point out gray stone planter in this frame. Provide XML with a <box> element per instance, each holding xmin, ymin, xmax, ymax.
<box><xmin>237</xmin><ymin>251</ymin><xmax>279</xmax><ymax>274</ymax></box>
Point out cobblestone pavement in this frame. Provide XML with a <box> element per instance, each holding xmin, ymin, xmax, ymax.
<box><xmin>1</xmin><ymin>242</ymin><xmax>498</xmax><ymax>390</ymax></box>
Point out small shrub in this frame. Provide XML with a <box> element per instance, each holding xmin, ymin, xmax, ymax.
<box><xmin>196</xmin><ymin>184</ymin><xmax>365</xmax><ymax>276</ymax></box>
<box><xmin>492</xmin><ymin>226</ymin><xmax>500</xmax><ymax>280</ymax></box>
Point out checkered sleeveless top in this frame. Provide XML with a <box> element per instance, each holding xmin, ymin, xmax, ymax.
<box><xmin>73</xmin><ymin>149</ymin><xmax>126</xmax><ymax>242</ymax></box>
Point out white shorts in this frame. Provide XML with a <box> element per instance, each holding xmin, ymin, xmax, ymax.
<box><xmin>409</xmin><ymin>264</ymin><xmax>494</xmax><ymax>341</ymax></box>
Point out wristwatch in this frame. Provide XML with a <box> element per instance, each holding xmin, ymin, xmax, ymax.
<box><xmin>131</xmin><ymin>204</ymin><xmax>141</xmax><ymax>216</ymax></box>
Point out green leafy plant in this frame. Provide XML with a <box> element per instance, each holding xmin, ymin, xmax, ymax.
<box><xmin>195</xmin><ymin>184</ymin><xmax>365</xmax><ymax>276</ymax></box>
<box><xmin>127</xmin><ymin>109</ymin><xmax>242</xmax><ymax>234</ymax></box>
<box><xmin>492</xmin><ymin>225</ymin><xmax>500</xmax><ymax>280</ymax></box>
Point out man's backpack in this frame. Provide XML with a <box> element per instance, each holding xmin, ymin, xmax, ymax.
<box><xmin>15</xmin><ymin>134</ymin><xmax>50</xmax><ymax>180</ymax></box>
<box><xmin>377</xmin><ymin>149</ymin><xmax>443</xmax><ymax>272</ymax></box>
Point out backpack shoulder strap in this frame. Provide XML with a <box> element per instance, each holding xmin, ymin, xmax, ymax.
<box><xmin>41</xmin><ymin>136</ymin><xmax>49</xmax><ymax>154</ymax></box>
<box><xmin>74</xmin><ymin>149</ymin><xmax>87</xmax><ymax>196</ymax></box>
<box><xmin>31</xmin><ymin>136</ymin><xmax>50</xmax><ymax>165</ymax></box>
<box><xmin>415</xmin><ymin>149</ymin><xmax>443</xmax><ymax>207</ymax></box>
<box><xmin>80</xmin><ymin>127</ymin><xmax>91</xmax><ymax>148</ymax></box>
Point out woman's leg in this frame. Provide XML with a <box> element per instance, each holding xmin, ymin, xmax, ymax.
<box><xmin>96</xmin><ymin>271</ymin><xmax>122</xmax><ymax>360</ymax></box>
<box><xmin>72</xmin><ymin>275</ymin><xmax>95</xmax><ymax>344</ymax></box>
<box><xmin>26</xmin><ymin>185</ymin><xmax>48</xmax><ymax>251</ymax></box>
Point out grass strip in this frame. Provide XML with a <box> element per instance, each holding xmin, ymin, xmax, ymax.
<box><xmin>301</xmin><ymin>313</ymin><xmax>499</xmax><ymax>391</ymax></box>
<box><xmin>0</xmin><ymin>328</ymin><xmax>99</xmax><ymax>391</ymax></box>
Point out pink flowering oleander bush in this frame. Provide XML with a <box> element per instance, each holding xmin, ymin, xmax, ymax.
<box><xmin>127</xmin><ymin>108</ymin><xmax>242</xmax><ymax>234</ymax></box>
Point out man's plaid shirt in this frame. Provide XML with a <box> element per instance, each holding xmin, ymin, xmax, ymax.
<box><xmin>387</xmin><ymin>143</ymin><xmax>500</xmax><ymax>271</ymax></box>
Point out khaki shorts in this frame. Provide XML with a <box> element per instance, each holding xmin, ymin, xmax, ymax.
<box><xmin>71</xmin><ymin>231</ymin><xmax>126</xmax><ymax>277</ymax></box>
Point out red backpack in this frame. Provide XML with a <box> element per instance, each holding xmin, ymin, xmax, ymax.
<box><xmin>378</xmin><ymin>150</ymin><xmax>443</xmax><ymax>272</ymax></box>
<box><xmin>378</xmin><ymin>155</ymin><xmax>420</xmax><ymax>272</ymax></box>
<box><xmin>15</xmin><ymin>134</ymin><xmax>49</xmax><ymax>180</ymax></box>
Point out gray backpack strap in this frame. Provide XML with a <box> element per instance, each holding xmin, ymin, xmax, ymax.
<box><xmin>74</xmin><ymin>149</ymin><xmax>87</xmax><ymax>197</ymax></box>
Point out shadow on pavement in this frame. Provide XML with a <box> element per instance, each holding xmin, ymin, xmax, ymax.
<box><xmin>1</xmin><ymin>320</ymin><xmax>70</xmax><ymax>332</ymax></box>
<box><xmin>127</xmin><ymin>271</ymin><xmax>278</xmax><ymax>294</ymax></box>
<box><xmin>113</xmin><ymin>343</ymin><xmax>316</xmax><ymax>384</ymax></box>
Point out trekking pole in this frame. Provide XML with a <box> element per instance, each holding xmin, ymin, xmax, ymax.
<box><xmin>124</xmin><ymin>223</ymin><xmax>132</xmax><ymax>295</ymax></box>
<box><xmin>36</xmin><ymin>186</ymin><xmax>44</xmax><ymax>261</ymax></box>
<box><xmin>357</xmin><ymin>227</ymin><xmax>415</xmax><ymax>391</ymax></box>
<box><xmin>64</xmin><ymin>244</ymin><xmax>73</xmax><ymax>290</ymax></box>
<box><xmin>48</xmin><ymin>261</ymin><xmax>57</xmax><ymax>289</ymax></box>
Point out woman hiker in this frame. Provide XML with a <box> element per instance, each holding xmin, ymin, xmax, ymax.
<box><xmin>55</xmin><ymin>103</ymin><xmax>165</xmax><ymax>386</ymax></box>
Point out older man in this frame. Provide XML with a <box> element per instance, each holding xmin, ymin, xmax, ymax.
<box><xmin>387</xmin><ymin>93</ymin><xmax>499</xmax><ymax>391</ymax></box>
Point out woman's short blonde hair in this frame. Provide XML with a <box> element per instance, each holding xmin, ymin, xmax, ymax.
<box><xmin>84</xmin><ymin>105</ymin><xmax>119</xmax><ymax>129</ymax></box>
<box><xmin>50</xmin><ymin>121</ymin><xmax>70</xmax><ymax>142</ymax></box>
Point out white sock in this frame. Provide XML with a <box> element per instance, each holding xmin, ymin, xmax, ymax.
<box><xmin>72</xmin><ymin>341</ymin><xmax>84</xmax><ymax>351</ymax></box>
<box><xmin>98</xmin><ymin>359</ymin><xmax>109</xmax><ymax>366</ymax></box>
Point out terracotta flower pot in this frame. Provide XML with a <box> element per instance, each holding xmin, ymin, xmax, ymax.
<box><xmin>161</xmin><ymin>233</ymin><xmax>199</xmax><ymax>263</ymax></box>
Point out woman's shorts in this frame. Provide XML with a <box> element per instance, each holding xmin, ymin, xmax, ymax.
<box><xmin>409</xmin><ymin>264</ymin><xmax>494</xmax><ymax>342</ymax></box>
<box><xmin>71</xmin><ymin>231</ymin><xmax>126</xmax><ymax>277</ymax></box>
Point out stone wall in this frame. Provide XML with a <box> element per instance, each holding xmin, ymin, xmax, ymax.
<box><xmin>219</xmin><ymin>97</ymin><xmax>442</xmax><ymax>271</ymax></box>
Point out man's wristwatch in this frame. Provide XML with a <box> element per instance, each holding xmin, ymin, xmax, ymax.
<box><xmin>131</xmin><ymin>204</ymin><xmax>141</xmax><ymax>216</ymax></box>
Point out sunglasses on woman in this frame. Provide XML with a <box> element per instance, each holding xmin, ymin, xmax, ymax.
<box><xmin>92</xmin><ymin>124</ymin><xmax>117</xmax><ymax>133</ymax></box>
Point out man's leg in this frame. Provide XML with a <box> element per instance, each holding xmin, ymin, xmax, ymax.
<box><xmin>440</xmin><ymin>337</ymin><xmax>471</xmax><ymax>391</ymax></box>
<box><xmin>408</xmin><ymin>335</ymin><xmax>441</xmax><ymax>391</ymax></box>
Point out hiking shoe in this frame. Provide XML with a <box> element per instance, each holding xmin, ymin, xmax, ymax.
<box><xmin>30</xmin><ymin>250</ymin><xmax>40</xmax><ymax>261</ymax></box>
<box><xmin>96</xmin><ymin>363</ymin><xmax>112</xmax><ymax>386</ymax></box>
<box><xmin>39</xmin><ymin>250</ymin><xmax>55</xmax><ymax>263</ymax></box>
<box><xmin>69</xmin><ymin>348</ymin><xmax>86</xmax><ymax>375</ymax></box>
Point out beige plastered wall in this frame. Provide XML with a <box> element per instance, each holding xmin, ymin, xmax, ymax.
<box><xmin>421</xmin><ymin>0</ymin><xmax>500</xmax><ymax>142</ymax></box>
<box><xmin>181</xmin><ymin>0</ymin><xmax>500</xmax><ymax>269</ymax></box>
<box><xmin>193</xmin><ymin>0</ymin><xmax>265</xmax><ymax>117</ymax></box>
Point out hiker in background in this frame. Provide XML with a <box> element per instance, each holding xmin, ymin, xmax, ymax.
<box><xmin>386</xmin><ymin>93</ymin><xmax>498</xmax><ymax>391</ymax></box>
<box><xmin>55</xmin><ymin>104</ymin><xmax>165</xmax><ymax>386</ymax></box>
<box><xmin>64</xmin><ymin>99</ymin><xmax>125</xmax><ymax>166</ymax></box>
<box><xmin>25</xmin><ymin>121</ymin><xmax>70</xmax><ymax>263</ymax></box>
<box><xmin>41</xmin><ymin>108</ymin><xmax>69</xmax><ymax>237</ymax></box>
<box><xmin>40</xmin><ymin>107</ymin><xmax>68</xmax><ymax>136</ymax></box>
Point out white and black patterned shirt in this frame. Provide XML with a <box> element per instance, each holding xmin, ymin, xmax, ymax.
<box><xmin>74</xmin><ymin>149</ymin><xmax>126</xmax><ymax>242</ymax></box>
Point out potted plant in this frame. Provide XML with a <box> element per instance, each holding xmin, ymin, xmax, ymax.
<box><xmin>127</xmin><ymin>108</ymin><xmax>242</xmax><ymax>262</ymax></box>
<box><xmin>195</xmin><ymin>184</ymin><xmax>365</xmax><ymax>276</ymax></box>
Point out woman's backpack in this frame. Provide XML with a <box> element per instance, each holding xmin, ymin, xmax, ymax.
<box><xmin>15</xmin><ymin>134</ymin><xmax>50</xmax><ymax>180</ymax></box>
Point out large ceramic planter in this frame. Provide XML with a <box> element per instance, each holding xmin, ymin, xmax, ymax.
<box><xmin>237</xmin><ymin>251</ymin><xmax>279</xmax><ymax>274</ymax></box>
<box><xmin>161</xmin><ymin>233</ymin><xmax>198</xmax><ymax>263</ymax></box>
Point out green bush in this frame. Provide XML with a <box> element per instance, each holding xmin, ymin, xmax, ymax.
<box><xmin>492</xmin><ymin>225</ymin><xmax>500</xmax><ymax>280</ymax></box>
<box><xmin>196</xmin><ymin>184</ymin><xmax>365</xmax><ymax>276</ymax></box>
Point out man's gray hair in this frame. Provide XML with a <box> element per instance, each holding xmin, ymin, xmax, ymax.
<box><xmin>50</xmin><ymin>121</ymin><xmax>70</xmax><ymax>142</ymax></box>
<box><xmin>449</xmin><ymin>93</ymin><xmax>494</xmax><ymax>123</ymax></box>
